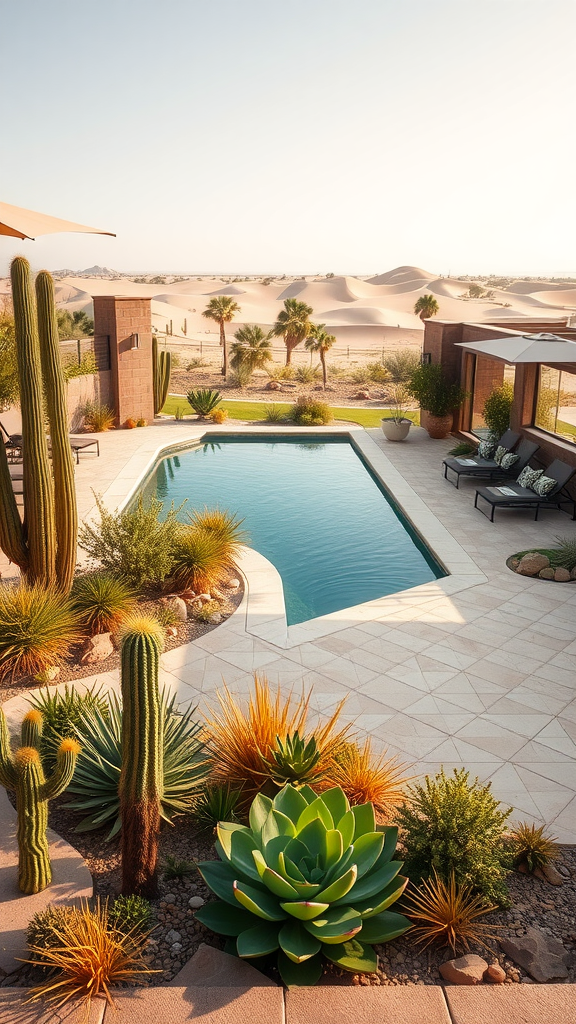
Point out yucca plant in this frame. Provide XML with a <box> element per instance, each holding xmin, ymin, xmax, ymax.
<box><xmin>71</xmin><ymin>572</ymin><xmax>137</xmax><ymax>635</ymax></box>
<box><xmin>202</xmin><ymin>675</ymin><xmax>351</xmax><ymax>805</ymax></box>
<box><xmin>47</xmin><ymin>690</ymin><xmax>206</xmax><ymax>838</ymax></box>
<box><xmin>167</xmin><ymin>526</ymin><xmax>229</xmax><ymax>594</ymax></box>
<box><xmin>26</xmin><ymin>898</ymin><xmax>155</xmax><ymax>1011</ymax></box>
<box><xmin>186</xmin><ymin>388</ymin><xmax>222</xmax><ymax>416</ymax></box>
<box><xmin>193</xmin><ymin>784</ymin><xmax>242</xmax><ymax>833</ymax></box>
<box><xmin>402</xmin><ymin>871</ymin><xmax>498</xmax><ymax>953</ymax></box>
<box><xmin>196</xmin><ymin>783</ymin><xmax>411</xmax><ymax>986</ymax></box>
<box><xmin>509</xmin><ymin>822</ymin><xmax>558</xmax><ymax>874</ymax></box>
<box><xmin>264</xmin><ymin>403</ymin><xmax>286</xmax><ymax>422</ymax></box>
<box><xmin>0</xmin><ymin>584</ymin><xmax>81</xmax><ymax>679</ymax></box>
<box><xmin>327</xmin><ymin>739</ymin><xmax>411</xmax><ymax>820</ymax></box>
<box><xmin>268</xmin><ymin>732</ymin><xmax>322</xmax><ymax>787</ymax></box>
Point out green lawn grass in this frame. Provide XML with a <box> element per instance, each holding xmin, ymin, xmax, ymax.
<box><xmin>162</xmin><ymin>394</ymin><xmax>420</xmax><ymax>429</ymax></box>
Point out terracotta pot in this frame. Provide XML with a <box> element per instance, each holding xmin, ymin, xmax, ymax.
<box><xmin>421</xmin><ymin>410</ymin><xmax>453</xmax><ymax>439</ymax></box>
<box><xmin>381</xmin><ymin>417</ymin><xmax>412</xmax><ymax>441</ymax></box>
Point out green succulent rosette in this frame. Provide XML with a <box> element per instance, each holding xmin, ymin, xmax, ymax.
<box><xmin>195</xmin><ymin>783</ymin><xmax>411</xmax><ymax>985</ymax></box>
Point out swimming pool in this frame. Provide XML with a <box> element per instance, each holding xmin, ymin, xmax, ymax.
<box><xmin>140</xmin><ymin>436</ymin><xmax>445</xmax><ymax>625</ymax></box>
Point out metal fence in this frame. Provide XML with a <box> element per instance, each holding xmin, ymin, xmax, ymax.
<box><xmin>60</xmin><ymin>335</ymin><xmax>110</xmax><ymax>372</ymax></box>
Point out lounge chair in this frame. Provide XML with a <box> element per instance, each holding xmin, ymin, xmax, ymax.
<box><xmin>443</xmin><ymin>432</ymin><xmax>534</xmax><ymax>489</ymax></box>
<box><xmin>66</xmin><ymin>436</ymin><xmax>100</xmax><ymax>464</ymax></box>
<box><xmin>474</xmin><ymin>459</ymin><xmax>576</xmax><ymax>522</ymax></box>
<box><xmin>0</xmin><ymin>420</ymin><xmax>23</xmax><ymax>456</ymax></box>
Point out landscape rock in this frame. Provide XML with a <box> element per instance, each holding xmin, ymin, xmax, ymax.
<box><xmin>499</xmin><ymin>926</ymin><xmax>570</xmax><ymax>983</ymax></box>
<box><xmin>159</xmin><ymin>595</ymin><xmax>188</xmax><ymax>621</ymax></box>
<box><xmin>166</xmin><ymin>626</ymin><xmax>178</xmax><ymax>637</ymax></box>
<box><xmin>517</xmin><ymin>553</ymin><xmax>550</xmax><ymax>576</ymax></box>
<box><xmin>571</xmin><ymin>566</ymin><xmax>576</xmax><ymax>580</ymax></box>
<box><xmin>354</xmin><ymin>390</ymin><xmax>371</xmax><ymax>400</ymax></box>
<box><xmin>179</xmin><ymin>588</ymin><xmax>196</xmax><ymax>600</ymax></box>
<box><xmin>188</xmin><ymin>896</ymin><xmax>205</xmax><ymax>909</ymax></box>
<box><xmin>34</xmin><ymin>666</ymin><xmax>61</xmax><ymax>683</ymax></box>
<box><xmin>439</xmin><ymin>954</ymin><xmax>488</xmax><ymax>985</ymax></box>
<box><xmin>207</xmin><ymin>612</ymin><xmax>222</xmax><ymax>624</ymax></box>
<box><xmin>484</xmin><ymin>963</ymin><xmax>506</xmax><ymax>984</ymax></box>
<box><xmin>164</xmin><ymin>929</ymin><xmax>181</xmax><ymax>945</ymax></box>
<box><xmin>554</xmin><ymin>567</ymin><xmax>571</xmax><ymax>582</ymax></box>
<box><xmin>539</xmin><ymin>567</ymin><xmax>555</xmax><ymax>579</ymax></box>
<box><xmin>226</xmin><ymin>578</ymin><xmax>241</xmax><ymax>590</ymax></box>
<box><xmin>537</xmin><ymin>863</ymin><xmax>564</xmax><ymax>886</ymax></box>
<box><xmin>266</xmin><ymin>380</ymin><xmax>281</xmax><ymax>390</ymax></box>
<box><xmin>80</xmin><ymin>632</ymin><xmax>114</xmax><ymax>664</ymax></box>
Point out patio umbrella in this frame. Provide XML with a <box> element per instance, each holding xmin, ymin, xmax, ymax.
<box><xmin>456</xmin><ymin>332</ymin><xmax>576</xmax><ymax>364</ymax></box>
<box><xmin>0</xmin><ymin>200</ymin><xmax>115</xmax><ymax>240</ymax></box>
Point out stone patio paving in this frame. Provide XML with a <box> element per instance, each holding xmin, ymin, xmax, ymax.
<box><xmin>2</xmin><ymin>420</ymin><xmax>575</xmax><ymax>841</ymax></box>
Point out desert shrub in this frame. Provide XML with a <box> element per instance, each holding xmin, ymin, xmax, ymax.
<box><xmin>79</xmin><ymin>494</ymin><xmax>182</xmax><ymax>590</ymax></box>
<box><xmin>56</xmin><ymin>690</ymin><xmax>206</xmax><ymax>838</ymax></box>
<box><xmin>202</xmin><ymin>674</ymin><xmax>350</xmax><ymax>805</ymax></box>
<box><xmin>326</xmin><ymin>738</ymin><xmax>410</xmax><ymax>820</ymax></box>
<box><xmin>186</xmin><ymin>388</ymin><xmax>222</xmax><ymax>416</ymax></box>
<box><xmin>229</xmin><ymin>364</ymin><xmax>252</xmax><ymax>388</ymax></box>
<box><xmin>295</xmin><ymin>364</ymin><xmax>319</xmax><ymax>383</ymax></box>
<box><xmin>28</xmin><ymin>683</ymin><xmax>109</xmax><ymax>774</ymax></box>
<box><xmin>156</xmin><ymin>604</ymin><xmax>181</xmax><ymax>628</ymax></box>
<box><xmin>163</xmin><ymin>855</ymin><xmax>196</xmax><ymax>880</ymax></box>
<box><xmin>482</xmin><ymin>382</ymin><xmax>514</xmax><ymax>441</ymax></box>
<box><xmin>403</xmin><ymin>872</ymin><xmax>498</xmax><ymax>953</ymax></box>
<box><xmin>71</xmin><ymin>573</ymin><xmax>136</xmax><ymax>635</ymax></box>
<box><xmin>170</xmin><ymin>352</ymin><xmax>182</xmax><ymax>369</ymax></box>
<box><xmin>167</xmin><ymin>528</ymin><xmax>228</xmax><ymax>594</ymax></box>
<box><xmin>82</xmin><ymin>400</ymin><xmax>115</xmax><ymax>432</ymax></box>
<box><xmin>26</xmin><ymin>898</ymin><xmax>153</xmax><ymax>1011</ymax></box>
<box><xmin>186</xmin><ymin>357</ymin><xmax>208</xmax><ymax>370</ymax></box>
<box><xmin>383</xmin><ymin>350</ymin><xmax>421</xmax><ymax>383</ymax></box>
<box><xmin>290</xmin><ymin>395</ymin><xmax>333</xmax><ymax>426</ymax></box>
<box><xmin>192</xmin><ymin>784</ymin><xmax>241</xmax><ymax>832</ymax></box>
<box><xmin>108</xmin><ymin>895</ymin><xmax>152</xmax><ymax>935</ymax></box>
<box><xmin>366</xmin><ymin>361</ymin><xmax>391</xmax><ymax>384</ymax></box>
<box><xmin>62</xmin><ymin>352</ymin><xmax>97</xmax><ymax>381</ymax></box>
<box><xmin>264</xmin><ymin>403</ymin><xmax>285</xmax><ymax>422</ymax></box>
<box><xmin>26</xmin><ymin>906</ymin><xmax>77</xmax><ymax>963</ymax></box>
<box><xmin>209</xmin><ymin>407</ymin><xmax>228</xmax><ymax>424</ymax></box>
<box><xmin>268</xmin><ymin>363</ymin><xmax>294</xmax><ymax>380</ymax></box>
<box><xmin>0</xmin><ymin>584</ymin><xmax>81</xmax><ymax>680</ymax></box>
<box><xmin>349</xmin><ymin>365</ymin><xmax>372</xmax><ymax>385</ymax></box>
<box><xmin>550</xmin><ymin>535</ymin><xmax>576</xmax><ymax>571</ymax></box>
<box><xmin>395</xmin><ymin>768</ymin><xmax>512</xmax><ymax>906</ymax></box>
<box><xmin>193</xmin><ymin>598</ymin><xmax>222</xmax><ymax>622</ymax></box>
<box><xmin>509</xmin><ymin>822</ymin><xmax>558</xmax><ymax>873</ymax></box>
<box><xmin>174</xmin><ymin>406</ymin><xmax>186</xmax><ymax>421</ymax></box>
<box><xmin>135</xmin><ymin>417</ymin><xmax>147</xmax><ymax>427</ymax></box>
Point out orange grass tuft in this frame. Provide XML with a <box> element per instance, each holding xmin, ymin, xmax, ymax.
<box><xmin>323</xmin><ymin>737</ymin><xmax>411</xmax><ymax>820</ymax></box>
<box><xmin>202</xmin><ymin>673</ymin><xmax>351</xmax><ymax>803</ymax></box>
<box><xmin>26</xmin><ymin>898</ymin><xmax>156</xmax><ymax>1011</ymax></box>
<box><xmin>403</xmin><ymin>871</ymin><xmax>499</xmax><ymax>953</ymax></box>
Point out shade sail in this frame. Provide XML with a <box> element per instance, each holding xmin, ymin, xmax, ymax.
<box><xmin>0</xmin><ymin>201</ymin><xmax>115</xmax><ymax>240</ymax></box>
<box><xmin>456</xmin><ymin>333</ymin><xmax>576</xmax><ymax>364</ymax></box>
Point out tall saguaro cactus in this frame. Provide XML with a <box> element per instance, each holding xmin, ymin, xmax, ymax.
<box><xmin>0</xmin><ymin>707</ymin><xmax>80</xmax><ymax>894</ymax></box>
<box><xmin>119</xmin><ymin>617</ymin><xmax>165</xmax><ymax>898</ymax></box>
<box><xmin>152</xmin><ymin>335</ymin><xmax>171</xmax><ymax>417</ymax></box>
<box><xmin>0</xmin><ymin>257</ymin><xmax>78</xmax><ymax>592</ymax></box>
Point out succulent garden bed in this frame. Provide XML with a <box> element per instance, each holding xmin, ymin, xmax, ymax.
<box><xmin>507</xmin><ymin>547</ymin><xmax>576</xmax><ymax>583</ymax></box>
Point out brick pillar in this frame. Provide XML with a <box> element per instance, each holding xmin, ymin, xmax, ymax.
<box><xmin>92</xmin><ymin>296</ymin><xmax>155</xmax><ymax>427</ymax></box>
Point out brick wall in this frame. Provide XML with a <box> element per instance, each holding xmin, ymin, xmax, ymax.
<box><xmin>93</xmin><ymin>296</ymin><xmax>155</xmax><ymax>426</ymax></box>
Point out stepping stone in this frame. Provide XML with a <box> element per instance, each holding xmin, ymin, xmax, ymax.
<box><xmin>0</xmin><ymin>788</ymin><xmax>93</xmax><ymax>973</ymax></box>
<box><xmin>0</xmin><ymin>989</ymin><xmax>105</xmax><ymax>1022</ymax></box>
<box><xmin>168</xmin><ymin>943</ymin><xmax>277</xmax><ymax>988</ymax></box>
<box><xmin>111</xmin><ymin>983</ymin><xmax>284</xmax><ymax>1023</ymax></box>
<box><xmin>285</xmin><ymin>985</ymin><xmax>452</xmax><ymax>1023</ymax></box>
<box><xmin>445</xmin><ymin>984</ymin><xmax>576</xmax><ymax>1024</ymax></box>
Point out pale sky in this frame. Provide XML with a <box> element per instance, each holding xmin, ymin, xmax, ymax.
<box><xmin>1</xmin><ymin>0</ymin><xmax>574</xmax><ymax>277</ymax></box>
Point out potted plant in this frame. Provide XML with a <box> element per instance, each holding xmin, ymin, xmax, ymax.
<box><xmin>381</xmin><ymin>386</ymin><xmax>413</xmax><ymax>441</ymax></box>
<box><xmin>408</xmin><ymin>362</ymin><xmax>467</xmax><ymax>439</ymax></box>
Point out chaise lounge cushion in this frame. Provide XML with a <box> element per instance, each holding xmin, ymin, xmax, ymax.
<box><xmin>517</xmin><ymin>466</ymin><xmax>543</xmax><ymax>489</ymax></box>
<box><xmin>531</xmin><ymin>474</ymin><xmax>557</xmax><ymax>496</ymax></box>
<box><xmin>477</xmin><ymin>439</ymin><xmax>496</xmax><ymax>459</ymax></box>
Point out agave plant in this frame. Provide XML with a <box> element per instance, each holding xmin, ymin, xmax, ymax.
<box><xmin>267</xmin><ymin>732</ymin><xmax>322</xmax><ymax>787</ymax></box>
<box><xmin>195</xmin><ymin>784</ymin><xmax>411</xmax><ymax>986</ymax></box>
<box><xmin>186</xmin><ymin>388</ymin><xmax>222</xmax><ymax>417</ymax></box>
<box><xmin>44</xmin><ymin>690</ymin><xmax>206</xmax><ymax>838</ymax></box>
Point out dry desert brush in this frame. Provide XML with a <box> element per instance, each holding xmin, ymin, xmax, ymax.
<box><xmin>0</xmin><ymin>583</ymin><xmax>81</xmax><ymax>680</ymax></box>
<box><xmin>326</xmin><ymin>738</ymin><xmax>411</xmax><ymax>821</ymax></box>
<box><xmin>509</xmin><ymin>821</ymin><xmax>558</xmax><ymax>874</ymax></box>
<box><xmin>403</xmin><ymin>871</ymin><xmax>498</xmax><ymax>953</ymax></box>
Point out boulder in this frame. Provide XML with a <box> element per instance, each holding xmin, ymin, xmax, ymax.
<box><xmin>554</xmin><ymin>567</ymin><xmax>571</xmax><ymax>582</ymax></box>
<box><xmin>517</xmin><ymin>552</ymin><xmax>550</xmax><ymax>576</ymax></box>
<box><xmin>571</xmin><ymin>566</ymin><xmax>576</xmax><ymax>580</ymax></box>
<box><xmin>226</xmin><ymin>578</ymin><xmax>241</xmax><ymax>591</ymax></box>
<box><xmin>535</xmin><ymin>863</ymin><xmax>564</xmax><ymax>886</ymax></box>
<box><xmin>539</xmin><ymin>567</ymin><xmax>555</xmax><ymax>579</ymax></box>
<box><xmin>159</xmin><ymin>595</ymin><xmax>188</xmax><ymax>621</ymax></box>
<box><xmin>80</xmin><ymin>632</ymin><xmax>114</xmax><ymax>664</ymax></box>
<box><xmin>484</xmin><ymin>963</ymin><xmax>506</xmax><ymax>984</ymax></box>
<box><xmin>500</xmin><ymin>926</ymin><xmax>569</xmax><ymax>983</ymax></box>
<box><xmin>354</xmin><ymin>390</ymin><xmax>371</xmax><ymax>401</ymax></box>
<box><xmin>266</xmin><ymin>380</ymin><xmax>281</xmax><ymax>390</ymax></box>
<box><xmin>439</xmin><ymin>954</ymin><xmax>488</xmax><ymax>985</ymax></box>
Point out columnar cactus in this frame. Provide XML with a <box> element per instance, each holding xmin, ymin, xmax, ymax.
<box><xmin>0</xmin><ymin>707</ymin><xmax>80</xmax><ymax>894</ymax></box>
<box><xmin>0</xmin><ymin>257</ymin><xmax>78</xmax><ymax>593</ymax></box>
<box><xmin>119</xmin><ymin>617</ymin><xmax>165</xmax><ymax>898</ymax></box>
<box><xmin>152</xmin><ymin>335</ymin><xmax>171</xmax><ymax>416</ymax></box>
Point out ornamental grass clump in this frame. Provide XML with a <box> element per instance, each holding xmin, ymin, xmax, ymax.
<box><xmin>196</xmin><ymin>783</ymin><xmax>411</xmax><ymax>986</ymax></box>
<box><xmin>167</xmin><ymin>527</ymin><xmax>229</xmax><ymax>594</ymax></box>
<box><xmin>403</xmin><ymin>871</ymin><xmax>498</xmax><ymax>953</ymax></box>
<box><xmin>395</xmin><ymin>768</ymin><xmax>512</xmax><ymax>906</ymax></box>
<box><xmin>326</xmin><ymin>739</ymin><xmax>411</xmax><ymax>821</ymax></box>
<box><xmin>509</xmin><ymin>822</ymin><xmax>558</xmax><ymax>874</ymax></box>
<box><xmin>0</xmin><ymin>584</ymin><xmax>81</xmax><ymax>680</ymax></box>
<box><xmin>71</xmin><ymin>572</ymin><xmax>137</xmax><ymax>634</ymax></box>
<box><xmin>203</xmin><ymin>675</ymin><xmax>351</xmax><ymax>805</ymax></box>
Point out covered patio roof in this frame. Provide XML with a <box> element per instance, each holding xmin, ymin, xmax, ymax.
<box><xmin>456</xmin><ymin>332</ymin><xmax>576</xmax><ymax>364</ymax></box>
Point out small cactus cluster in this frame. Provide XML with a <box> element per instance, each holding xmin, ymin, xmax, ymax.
<box><xmin>119</xmin><ymin>616</ymin><xmax>165</xmax><ymax>898</ymax></box>
<box><xmin>0</xmin><ymin>706</ymin><xmax>80</xmax><ymax>894</ymax></box>
<box><xmin>152</xmin><ymin>335</ymin><xmax>171</xmax><ymax>416</ymax></box>
<box><xmin>0</xmin><ymin>257</ymin><xmax>77</xmax><ymax>592</ymax></box>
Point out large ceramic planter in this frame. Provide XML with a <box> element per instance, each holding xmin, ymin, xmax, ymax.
<box><xmin>421</xmin><ymin>410</ymin><xmax>453</xmax><ymax>439</ymax></box>
<box><xmin>381</xmin><ymin>417</ymin><xmax>412</xmax><ymax>441</ymax></box>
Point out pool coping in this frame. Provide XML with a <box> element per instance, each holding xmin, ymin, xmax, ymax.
<box><xmin>100</xmin><ymin>423</ymin><xmax>486</xmax><ymax>649</ymax></box>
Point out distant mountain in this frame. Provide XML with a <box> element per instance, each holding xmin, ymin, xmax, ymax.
<box><xmin>53</xmin><ymin>266</ymin><xmax>120</xmax><ymax>279</ymax></box>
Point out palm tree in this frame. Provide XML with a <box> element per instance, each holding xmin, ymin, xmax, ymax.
<box><xmin>305</xmin><ymin>323</ymin><xmax>336</xmax><ymax>389</ymax></box>
<box><xmin>272</xmin><ymin>298</ymin><xmax>313</xmax><ymax>365</ymax></box>
<box><xmin>202</xmin><ymin>296</ymin><xmax>240</xmax><ymax>377</ymax></box>
<box><xmin>230</xmin><ymin>325</ymin><xmax>273</xmax><ymax>378</ymax></box>
<box><xmin>414</xmin><ymin>294</ymin><xmax>440</xmax><ymax>321</ymax></box>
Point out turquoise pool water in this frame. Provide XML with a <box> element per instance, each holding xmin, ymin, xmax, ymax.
<box><xmin>141</xmin><ymin>436</ymin><xmax>444</xmax><ymax>625</ymax></box>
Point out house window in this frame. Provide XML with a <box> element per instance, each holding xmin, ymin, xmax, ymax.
<box><xmin>535</xmin><ymin>365</ymin><xmax>576</xmax><ymax>444</ymax></box>
<box><xmin>469</xmin><ymin>355</ymin><xmax>516</xmax><ymax>438</ymax></box>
